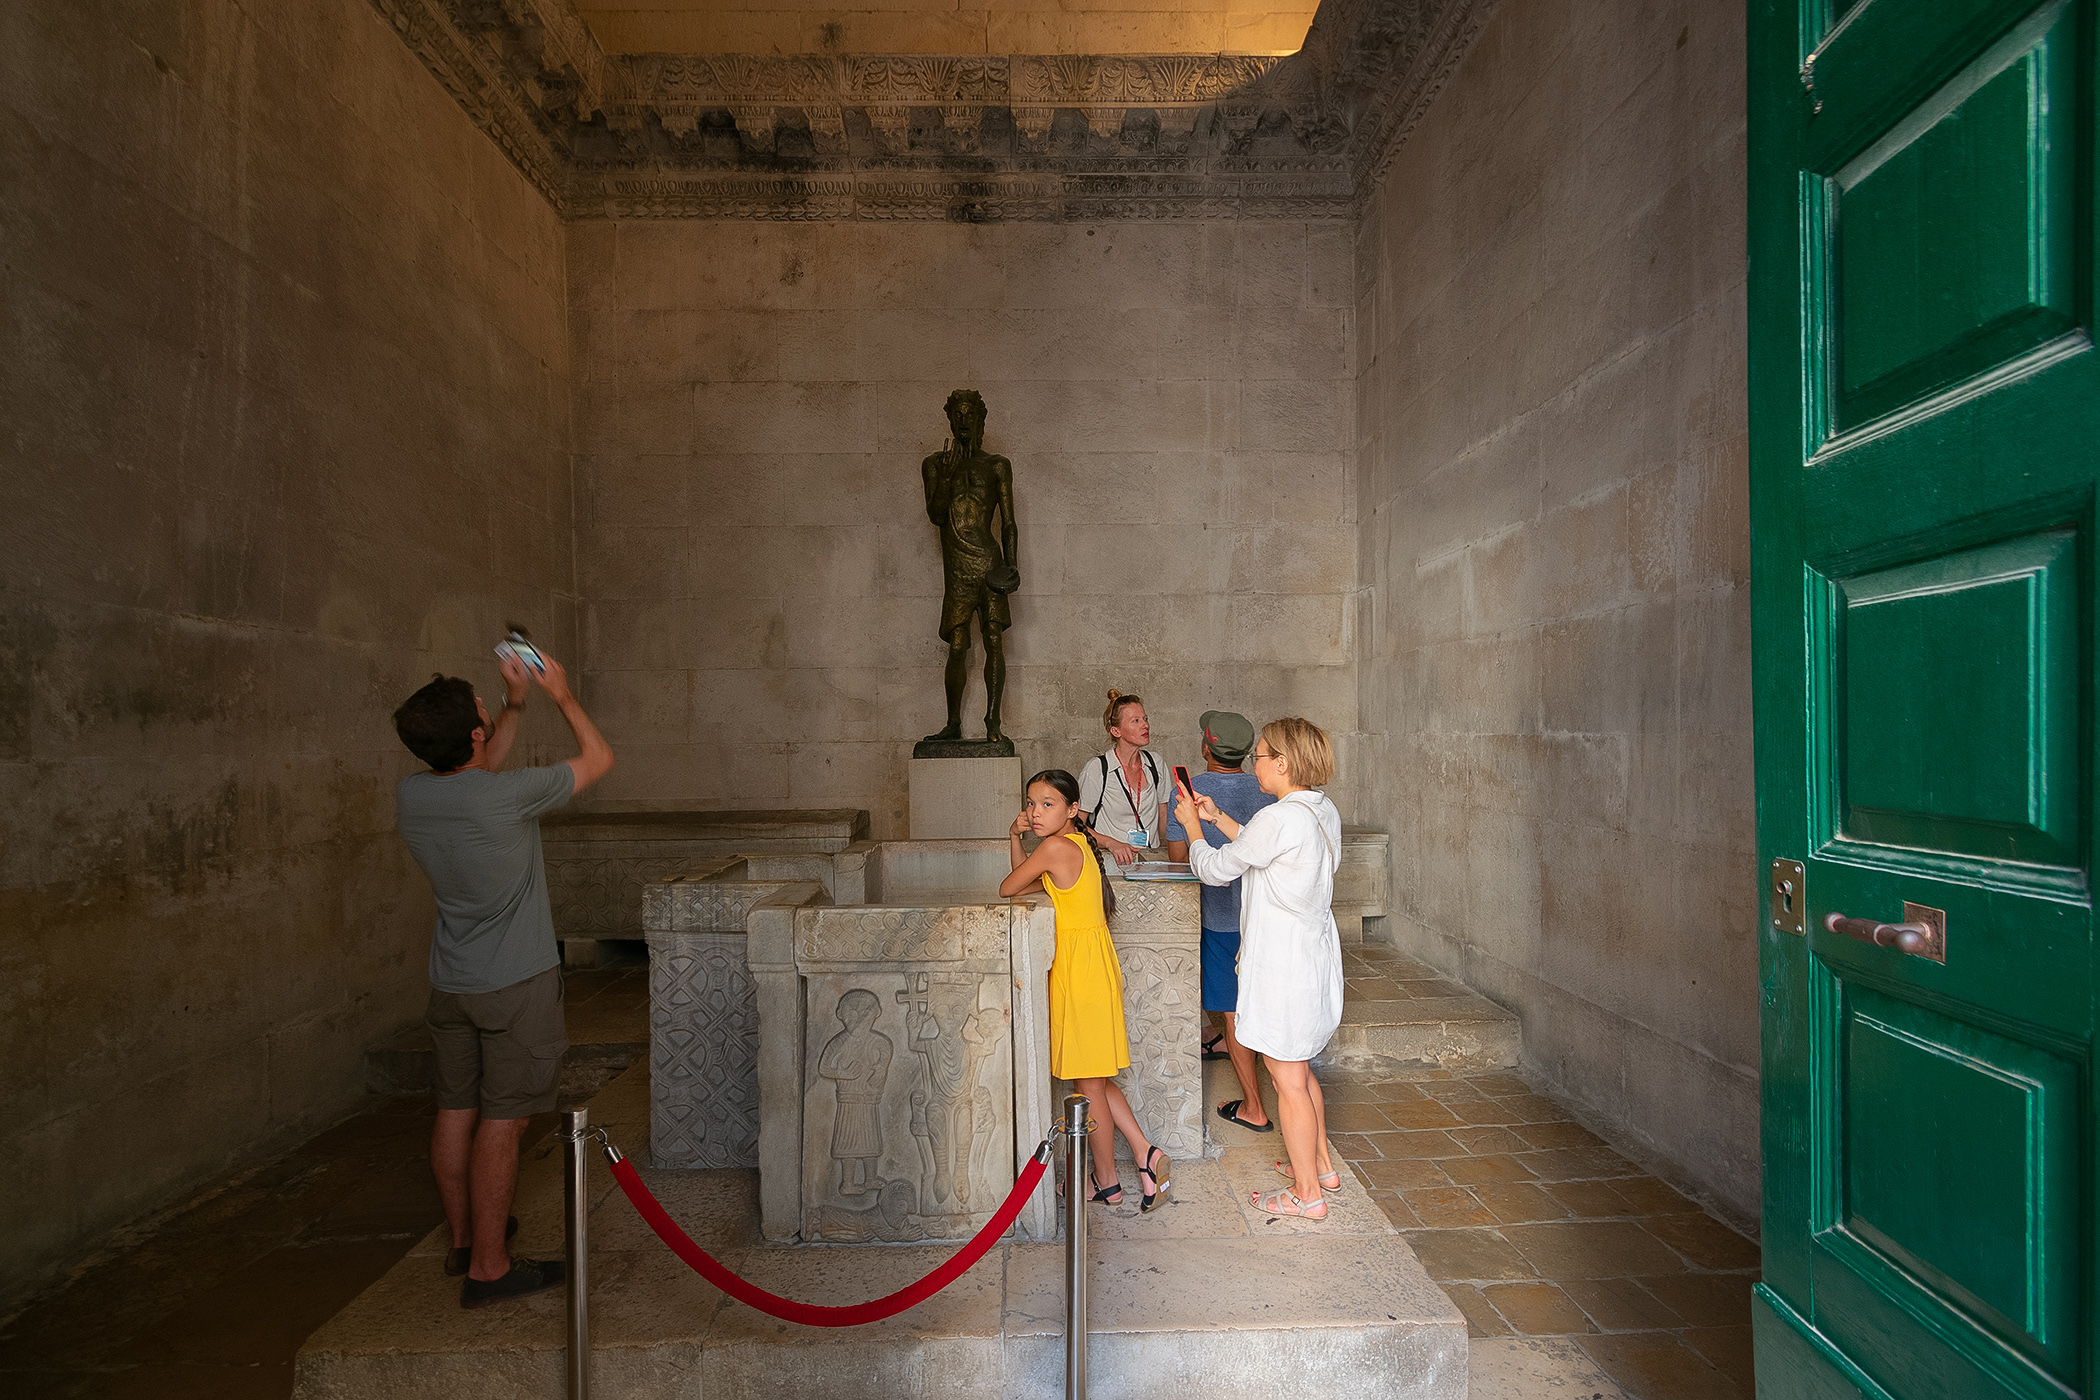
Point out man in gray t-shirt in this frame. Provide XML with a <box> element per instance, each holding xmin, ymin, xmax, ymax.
<box><xmin>392</xmin><ymin>646</ymin><xmax>614</xmax><ymax>1310</ymax></box>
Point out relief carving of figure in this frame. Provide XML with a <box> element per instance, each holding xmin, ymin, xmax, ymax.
<box><xmin>816</xmin><ymin>989</ymin><xmax>893</xmax><ymax>1198</ymax></box>
<box><xmin>900</xmin><ymin>977</ymin><xmax>996</xmax><ymax>1212</ymax></box>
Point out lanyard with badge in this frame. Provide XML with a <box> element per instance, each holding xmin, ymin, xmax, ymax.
<box><xmin>1114</xmin><ymin>757</ymin><xmax>1148</xmax><ymax>847</ymax></box>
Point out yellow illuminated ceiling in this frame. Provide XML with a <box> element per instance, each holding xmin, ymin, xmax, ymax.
<box><xmin>575</xmin><ymin>2</ymin><xmax>1317</xmax><ymax>56</ymax></box>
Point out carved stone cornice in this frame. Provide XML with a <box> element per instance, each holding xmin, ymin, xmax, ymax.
<box><xmin>367</xmin><ymin>0</ymin><xmax>1490</xmax><ymax>220</ymax></box>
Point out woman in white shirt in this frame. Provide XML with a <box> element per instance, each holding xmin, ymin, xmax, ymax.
<box><xmin>1171</xmin><ymin>717</ymin><xmax>1344</xmax><ymax>1219</ymax></box>
<box><xmin>1076</xmin><ymin>690</ymin><xmax>1170</xmax><ymax>867</ymax></box>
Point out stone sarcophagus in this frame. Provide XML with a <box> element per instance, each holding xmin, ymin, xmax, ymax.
<box><xmin>797</xmin><ymin>905</ymin><xmax>1018</xmax><ymax>1244</ymax></box>
<box><xmin>751</xmin><ymin>891</ymin><xmax>1060</xmax><ymax>1245</ymax></box>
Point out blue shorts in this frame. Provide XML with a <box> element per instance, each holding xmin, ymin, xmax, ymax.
<box><xmin>1200</xmin><ymin>927</ymin><xmax>1241</xmax><ymax>1014</ymax></box>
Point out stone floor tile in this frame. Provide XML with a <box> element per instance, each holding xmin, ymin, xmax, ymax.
<box><xmin>1514</xmin><ymin>1146</ymin><xmax>1640</xmax><ymax>1181</ymax></box>
<box><xmin>1085</xmin><ymin>1158</ymin><xmax>1251</xmax><ymax>1240</ymax></box>
<box><xmin>1383</xmin><ymin>1096</ymin><xmax>1468</xmax><ymax>1129</ymax></box>
<box><xmin>1482</xmin><ymin>1281</ymin><xmax>1596</xmax><ymax>1336</ymax></box>
<box><xmin>1361</xmin><ymin>1129</ymin><xmax>1467</xmax><ymax>1158</ymax></box>
<box><xmin>1402</xmin><ymin>1187</ymin><xmax>1497</xmax><ymax>1229</ymax></box>
<box><xmin>1632</xmin><ymin>1272</ymin><xmax>1756</xmax><ymax>1329</ymax></box>
<box><xmin>1439</xmin><ymin>1153</ymin><xmax>1537</xmax><ymax>1186</ymax></box>
<box><xmin>1557</xmin><ymin>1277</ymin><xmax>1686</xmax><ymax>1332</ymax></box>
<box><xmin>1367</xmin><ymin>1078</ymin><xmax>1431</xmax><ymax>1103</ymax></box>
<box><xmin>1639</xmin><ymin>1214</ymin><xmax>1760</xmax><ymax>1271</ymax></box>
<box><xmin>1417</xmin><ymin>1081</ymin><xmax>1493</xmax><ymax>1104</ymax></box>
<box><xmin>1470</xmin><ymin>1182</ymin><xmax>1570</xmax><ymax>1226</ymax></box>
<box><xmin>123</xmin><ymin>1238</ymin><xmax>418</xmax><ymax>1367</ymax></box>
<box><xmin>1446</xmin><ymin>1098</ymin><xmax>1528</xmax><ymax>1126</ymax></box>
<box><xmin>1317</xmin><ymin>1100</ymin><xmax>1395</xmax><ymax>1132</ymax></box>
<box><xmin>1327</xmin><ymin>1131</ymin><xmax>1381</xmax><ymax>1159</ymax></box>
<box><xmin>1501</xmin><ymin>1222</ymin><xmax>1686</xmax><ymax>1280</ymax></box>
<box><xmin>1542</xmin><ymin>1179</ymin><xmax>1636</xmax><ymax>1219</ymax></box>
<box><xmin>1353</xmin><ymin>1157</ymin><xmax>1452</xmax><ymax>1191</ymax></box>
<box><xmin>1607</xmin><ymin>1176</ymin><xmax>1702</xmax><ymax>1215</ymax></box>
<box><xmin>1446</xmin><ymin>1126</ymin><xmax>1532</xmax><ymax>1155</ymax></box>
<box><xmin>1443</xmin><ymin>1282</ymin><xmax>1513</xmax><ymax>1338</ymax></box>
<box><xmin>1682</xmin><ymin>1323</ymin><xmax>1755</xmax><ymax>1385</ymax></box>
<box><xmin>1512</xmin><ymin>1120</ymin><xmax>1605</xmax><ymax>1149</ymax></box>
<box><xmin>1468</xmin><ymin>1336</ymin><xmax>1632</xmax><ymax>1400</ymax></box>
<box><xmin>1367</xmin><ymin>1190</ymin><xmax>1423</xmax><ymax>1228</ymax></box>
<box><xmin>1404</xmin><ymin>1229</ymin><xmax>1539</xmax><ymax>1282</ymax></box>
<box><xmin>1465</xmin><ymin>1074</ymin><xmax>1532</xmax><ymax>1098</ymax></box>
<box><xmin>1577</xmin><ymin>1330</ymin><xmax>1750</xmax><ymax>1400</ymax></box>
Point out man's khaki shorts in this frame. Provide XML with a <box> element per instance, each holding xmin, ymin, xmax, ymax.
<box><xmin>427</xmin><ymin>966</ymin><xmax>567</xmax><ymax>1119</ymax></box>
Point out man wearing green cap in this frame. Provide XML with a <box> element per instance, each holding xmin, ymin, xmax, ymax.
<box><xmin>1164</xmin><ymin>709</ymin><xmax>1277</xmax><ymax>1132</ymax></box>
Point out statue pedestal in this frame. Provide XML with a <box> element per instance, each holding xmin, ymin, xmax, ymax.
<box><xmin>907</xmin><ymin>755</ymin><xmax>1022</xmax><ymax>840</ymax></box>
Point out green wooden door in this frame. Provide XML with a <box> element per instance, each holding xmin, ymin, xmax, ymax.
<box><xmin>1750</xmin><ymin>1</ymin><xmax>2099</xmax><ymax>1397</ymax></box>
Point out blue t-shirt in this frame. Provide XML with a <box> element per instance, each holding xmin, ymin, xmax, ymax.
<box><xmin>1162</xmin><ymin>770</ymin><xmax>1275</xmax><ymax>933</ymax></box>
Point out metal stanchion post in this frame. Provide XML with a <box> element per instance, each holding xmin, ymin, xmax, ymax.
<box><xmin>562</xmin><ymin>1107</ymin><xmax>591</xmax><ymax>1400</ymax></box>
<box><xmin>1062</xmin><ymin>1093</ymin><xmax>1090</xmax><ymax>1400</ymax></box>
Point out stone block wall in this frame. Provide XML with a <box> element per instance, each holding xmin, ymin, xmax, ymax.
<box><xmin>1352</xmin><ymin>0</ymin><xmax>1757</xmax><ymax>1218</ymax></box>
<box><xmin>1</xmin><ymin>0</ymin><xmax>575</xmax><ymax>1291</ymax></box>
<box><xmin>569</xmin><ymin>219</ymin><xmax>1361</xmax><ymax>837</ymax></box>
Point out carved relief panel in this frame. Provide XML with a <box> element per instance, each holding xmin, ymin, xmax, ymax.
<box><xmin>800</xmin><ymin>970</ymin><xmax>1014</xmax><ymax>1242</ymax></box>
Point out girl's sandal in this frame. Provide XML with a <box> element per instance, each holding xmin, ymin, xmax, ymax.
<box><xmin>1088</xmin><ymin>1170</ymin><xmax>1123</xmax><ymax>1205</ymax></box>
<box><xmin>1201</xmin><ymin>1032</ymin><xmax>1229</xmax><ymax>1061</ymax></box>
<box><xmin>1138</xmin><ymin>1148</ymin><xmax>1172</xmax><ymax>1213</ymax></box>
<box><xmin>1271</xmin><ymin>1161</ymin><xmax>1343</xmax><ymax>1193</ymax></box>
<box><xmin>1253</xmin><ymin>1187</ymin><xmax>1327</xmax><ymax>1219</ymax></box>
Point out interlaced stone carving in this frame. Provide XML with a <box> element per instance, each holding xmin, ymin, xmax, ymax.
<box><xmin>550</xmin><ymin>854</ymin><xmax>690</xmax><ymax>936</ymax></box>
<box><xmin>1116</xmin><ymin>944</ymin><xmax>1203</xmax><ymax>1160</ymax></box>
<box><xmin>363</xmin><ymin>0</ymin><xmax>1491</xmax><ymax>220</ymax></box>
<box><xmin>651</xmin><ymin>932</ymin><xmax>762</xmax><ymax>1168</ymax></box>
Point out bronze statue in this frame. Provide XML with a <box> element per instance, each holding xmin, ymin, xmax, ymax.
<box><xmin>917</xmin><ymin>389</ymin><xmax>1018</xmax><ymax>755</ymax></box>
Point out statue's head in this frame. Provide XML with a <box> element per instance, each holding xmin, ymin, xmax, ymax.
<box><xmin>838</xmin><ymin>988</ymin><xmax>880</xmax><ymax>1029</ymax></box>
<box><xmin>930</xmin><ymin>981</ymin><xmax>973</xmax><ymax>1029</ymax></box>
<box><xmin>944</xmin><ymin>389</ymin><xmax>987</xmax><ymax>441</ymax></box>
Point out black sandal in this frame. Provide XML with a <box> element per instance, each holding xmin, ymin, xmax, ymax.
<box><xmin>1088</xmin><ymin>1170</ymin><xmax>1123</xmax><ymax>1205</ymax></box>
<box><xmin>1139</xmin><ymin>1147</ymin><xmax>1172</xmax><ymax>1212</ymax></box>
<box><xmin>1201</xmin><ymin>1031</ymin><xmax>1229</xmax><ymax>1061</ymax></box>
<box><xmin>1217</xmin><ymin>1099</ymin><xmax>1275</xmax><ymax>1133</ymax></box>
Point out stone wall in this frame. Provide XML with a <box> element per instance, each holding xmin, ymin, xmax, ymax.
<box><xmin>1352</xmin><ymin>0</ymin><xmax>1757</xmax><ymax>1218</ymax></box>
<box><xmin>571</xmin><ymin>219</ymin><xmax>1359</xmax><ymax>837</ymax></box>
<box><xmin>1</xmin><ymin>0</ymin><xmax>575</xmax><ymax>1291</ymax></box>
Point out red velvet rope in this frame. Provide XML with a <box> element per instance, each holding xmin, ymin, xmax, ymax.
<box><xmin>606</xmin><ymin>1147</ymin><xmax>1050</xmax><ymax>1327</ymax></box>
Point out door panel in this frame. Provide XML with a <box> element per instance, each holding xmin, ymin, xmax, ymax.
<box><xmin>1826</xmin><ymin>529</ymin><xmax>2081</xmax><ymax>870</ymax></box>
<box><xmin>1752</xmin><ymin>0</ymin><xmax>2099</xmax><ymax>1397</ymax></box>
<box><xmin>1831</xmin><ymin>1</ymin><xmax>2078</xmax><ymax>427</ymax></box>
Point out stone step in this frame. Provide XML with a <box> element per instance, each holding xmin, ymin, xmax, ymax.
<box><xmin>1322</xmin><ymin>944</ymin><xmax>1521</xmax><ymax>1070</ymax></box>
<box><xmin>299</xmin><ymin>1053</ymin><xmax>1468</xmax><ymax>1400</ymax></box>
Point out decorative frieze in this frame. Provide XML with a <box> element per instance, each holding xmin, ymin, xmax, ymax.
<box><xmin>368</xmin><ymin>0</ymin><xmax>1492</xmax><ymax>218</ymax></box>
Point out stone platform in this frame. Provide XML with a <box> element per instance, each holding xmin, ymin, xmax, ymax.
<box><xmin>293</xmin><ymin>1058</ymin><xmax>1467</xmax><ymax>1400</ymax></box>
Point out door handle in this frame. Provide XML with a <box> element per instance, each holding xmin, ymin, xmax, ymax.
<box><xmin>1820</xmin><ymin>903</ymin><xmax>1947</xmax><ymax>964</ymax></box>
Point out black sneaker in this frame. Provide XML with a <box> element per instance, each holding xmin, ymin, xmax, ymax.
<box><xmin>444</xmin><ymin>1216</ymin><xmax>520</xmax><ymax>1277</ymax></box>
<box><xmin>460</xmin><ymin>1258</ymin><xmax>565</xmax><ymax>1310</ymax></box>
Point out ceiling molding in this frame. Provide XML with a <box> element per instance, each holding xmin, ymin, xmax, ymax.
<box><xmin>368</xmin><ymin>0</ymin><xmax>1492</xmax><ymax>220</ymax></box>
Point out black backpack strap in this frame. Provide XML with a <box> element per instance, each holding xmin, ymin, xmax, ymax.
<box><xmin>1089</xmin><ymin>753</ymin><xmax>1110</xmax><ymax>823</ymax></box>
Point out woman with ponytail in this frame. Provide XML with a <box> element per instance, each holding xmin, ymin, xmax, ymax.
<box><xmin>1000</xmin><ymin>769</ymin><xmax>1171</xmax><ymax>1212</ymax></box>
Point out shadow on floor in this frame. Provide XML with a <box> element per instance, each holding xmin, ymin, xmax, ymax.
<box><xmin>0</xmin><ymin>967</ymin><xmax>647</xmax><ymax>1400</ymax></box>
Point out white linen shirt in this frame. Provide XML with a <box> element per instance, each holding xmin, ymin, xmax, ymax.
<box><xmin>1187</xmin><ymin>789</ymin><xmax>1344</xmax><ymax>1061</ymax></box>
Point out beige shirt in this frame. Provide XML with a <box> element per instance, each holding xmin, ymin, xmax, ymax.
<box><xmin>1076</xmin><ymin>746</ymin><xmax>1171</xmax><ymax>848</ymax></box>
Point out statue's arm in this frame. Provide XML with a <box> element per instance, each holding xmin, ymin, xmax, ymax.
<box><xmin>922</xmin><ymin>454</ymin><xmax>948</xmax><ymax>525</ymax></box>
<box><xmin>994</xmin><ymin>457</ymin><xmax>1017</xmax><ymax>566</ymax></box>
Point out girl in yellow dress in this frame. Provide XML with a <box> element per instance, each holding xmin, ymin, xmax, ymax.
<box><xmin>1000</xmin><ymin>769</ymin><xmax>1171</xmax><ymax>1211</ymax></box>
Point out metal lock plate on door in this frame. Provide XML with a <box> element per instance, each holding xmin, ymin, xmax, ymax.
<box><xmin>1770</xmin><ymin>859</ymin><xmax>1807</xmax><ymax>936</ymax></box>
